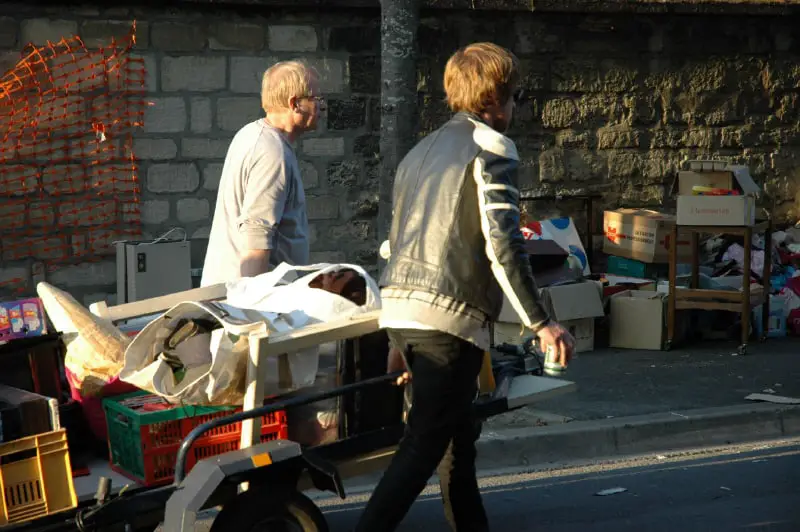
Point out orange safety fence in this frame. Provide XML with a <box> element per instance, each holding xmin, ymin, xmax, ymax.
<box><xmin>0</xmin><ymin>22</ymin><xmax>146</xmax><ymax>294</ymax></box>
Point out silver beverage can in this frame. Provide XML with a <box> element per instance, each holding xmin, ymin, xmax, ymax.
<box><xmin>542</xmin><ymin>344</ymin><xmax>565</xmax><ymax>377</ymax></box>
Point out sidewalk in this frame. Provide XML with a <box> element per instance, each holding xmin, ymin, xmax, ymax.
<box><xmin>479</xmin><ymin>337</ymin><xmax>800</xmax><ymax>469</ymax></box>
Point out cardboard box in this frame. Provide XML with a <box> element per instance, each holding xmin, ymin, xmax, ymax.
<box><xmin>609</xmin><ymin>290</ymin><xmax>689</xmax><ymax>350</ymax></box>
<box><xmin>607</xmin><ymin>255</ymin><xmax>669</xmax><ymax>280</ymax></box>
<box><xmin>0</xmin><ymin>298</ymin><xmax>48</xmax><ymax>343</ymax></box>
<box><xmin>498</xmin><ymin>280</ymin><xmax>605</xmax><ymax>353</ymax></box>
<box><xmin>603</xmin><ymin>209</ymin><xmax>691</xmax><ymax>263</ymax></box>
<box><xmin>673</xmin><ymin>160</ymin><xmax>761</xmax><ymax>226</ymax></box>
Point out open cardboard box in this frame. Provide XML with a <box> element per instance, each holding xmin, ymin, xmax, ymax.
<box><xmin>609</xmin><ymin>290</ymin><xmax>690</xmax><ymax>350</ymax></box>
<box><xmin>672</xmin><ymin>160</ymin><xmax>761</xmax><ymax>226</ymax></box>
<box><xmin>497</xmin><ymin>280</ymin><xmax>605</xmax><ymax>353</ymax></box>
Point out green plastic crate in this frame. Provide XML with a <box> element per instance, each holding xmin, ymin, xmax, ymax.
<box><xmin>103</xmin><ymin>390</ymin><xmax>287</xmax><ymax>486</ymax></box>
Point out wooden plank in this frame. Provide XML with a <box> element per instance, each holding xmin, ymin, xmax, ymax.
<box><xmin>260</xmin><ymin>311</ymin><xmax>382</xmax><ymax>356</ymax></box>
<box><xmin>90</xmin><ymin>283</ymin><xmax>227</xmax><ymax>323</ymax></box>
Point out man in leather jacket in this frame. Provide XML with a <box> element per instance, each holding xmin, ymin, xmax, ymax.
<box><xmin>355</xmin><ymin>43</ymin><xmax>576</xmax><ymax>531</ymax></box>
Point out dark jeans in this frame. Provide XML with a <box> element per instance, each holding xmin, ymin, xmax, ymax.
<box><xmin>355</xmin><ymin>329</ymin><xmax>489</xmax><ymax>532</ymax></box>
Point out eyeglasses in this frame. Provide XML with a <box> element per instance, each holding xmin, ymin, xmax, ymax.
<box><xmin>513</xmin><ymin>88</ymin><xmax>525</xmax><ymax>104</ymax></box>
<box><xmin>303</xmin><ymin>95</ymin><xmax>326</xmax><ymax>105</ymax></box>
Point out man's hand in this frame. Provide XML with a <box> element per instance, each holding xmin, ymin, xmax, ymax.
<box><xmin>387</xmin><ymin>347</ymin><xmax>410</xmax><ymax>386</ymax></box>
<box><xmin>535</xmin><ymin>322</ymin><xmax>576</xmax><ymax>368</ymax></box>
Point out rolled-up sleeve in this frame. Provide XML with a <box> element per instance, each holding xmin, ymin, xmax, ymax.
<box><xmin>236</xmin><ymin>144</ymin><xmax>288</xmax><ymax>251</ymax></box>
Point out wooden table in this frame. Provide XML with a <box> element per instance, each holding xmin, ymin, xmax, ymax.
<box><xmin>666</xmin><ymin>220</ymin><xmax>772</xmax><ymax>355</ymax></box>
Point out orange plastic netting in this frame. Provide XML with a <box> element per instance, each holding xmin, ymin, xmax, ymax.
<box><xmin>0</xmin><ymin>22</ymin><xmax>145</xmax><ymax>292</ymax></box>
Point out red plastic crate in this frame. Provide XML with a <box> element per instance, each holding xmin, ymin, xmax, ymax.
<box><xmin>104</xmin><ymin>392</ymin><xmax>288</xmax><ymax>487</ymax></box>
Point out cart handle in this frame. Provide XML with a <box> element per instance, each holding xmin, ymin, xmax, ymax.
<box><xmin>174</xmin><ymin>370</ymin><xmax>406</xmax><ymax>484</ymax></box>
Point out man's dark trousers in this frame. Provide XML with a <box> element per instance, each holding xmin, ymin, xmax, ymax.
<box><xmin>355</xmin><ymin>329</ymin><xmax>490</xmax><ymax>532</ymax></box>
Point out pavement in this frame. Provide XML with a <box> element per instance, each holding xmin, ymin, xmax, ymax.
<box><xmin>320</xmin><ymin>438</ymin><xmax>800</xmax><ymax>531</ymax></box>
<box><xmin>477</xmin><ymin>336</ymin><xmax>800</xmax><ymax>470</ymax></box>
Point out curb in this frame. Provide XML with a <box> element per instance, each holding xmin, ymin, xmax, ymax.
<box><xmin>475</xmin><ymin>403</ymin><xmax>800</xmax><ymax>470</ymax></box>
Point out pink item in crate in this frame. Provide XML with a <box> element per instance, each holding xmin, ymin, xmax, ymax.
<box><xmin>66</xmin><ymin>368</ymin><xmax>139</xmax><ymax>442</ymax></box>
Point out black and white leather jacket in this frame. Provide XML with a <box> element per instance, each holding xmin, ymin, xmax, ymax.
<box><xmin>380</xmin><ymin>112</ymin><xmax>551</xmax><ymax>331</ymax></box>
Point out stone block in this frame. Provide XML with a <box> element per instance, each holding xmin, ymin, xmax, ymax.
<box><xmin>120</xmin><ymin>202</ymin><xmax>141</xmax><ymax>224</ymax></box>
<box><xmin>203</xmin><ymin>163</ymin><xmax>224</xmax><ymax>190</ymax></box>
<box><xmin>306</xmin><ymin>196</ymin><xmax>339</xmax><ymax>220</ymax></box>
<box><xmin>298</xmin><ymin>160</ymin><xmax>319</xmax><ymax>189</ymax></box>
<box><xmin>597</xmin><ymin>127</ymin><xmax>644</xmax><ymax>150</ymax></box>
<box><xmin>353</xmin><ymin>135</ymin><xmax>379</xmax><ymax>157</ymax></box>
<box><xmin>79</xmin><ymin>20</ymin><xmax>147</xmax><ymax>49</ymax></box>
<box><xmin>539</xmin><ymin>148</ymin><xmax>566</xmax><ymax>183</ymax></box>
<box><xmin>349</xmin><ymin>56</ymin><xmax>379</xmax><ymax>94</ymax></box>
<box><xmin>176</xmin><ymin>198</ymin><xmax>210</xmax><ymax>223</ymax></box>
<box><xmin>0</xmin><ymin>166</ymin><xmax>38</xmax><ymax>196</ymax></box>
<box><xmin>216</xmin><ymin>97</ymin><xmax>263</xmax><ymax>132</ymax></box>
<box><xmin>268</xmin><ymin>25</ymin><xmax>318</xmax><ymax>52</ymax></box>
<box><xmin>29</xmin><ymin>202</ymin><xmax>54</xmax><ymax>227</ymax></box>
<box><xmin>41</xmin><ymin>164</ymin><xmax>84</xmax><ymax>195</ymax></box>
<box><xmin>182</xmin><ymin>138</ymin><xmax>230</xmax><ymax>159</ymax></box>
<box><xmin>20</xmin><ymin>19</ymin><xmax>77</xmax><ymax>46</ymax></box>
<box><xmin>327</xmin><ymin>25</ymin><xmax>379</xmax><ymax>53</ymax></box>
<box><xmin>3</xmin><ymin>236</ymin><xmax>66</xmax><ymax>262</ymax></box>
<box><xmin>147</xmin><ymin>163</ymin><xmax>200</xmax><ymax>193</ymax></box>
<box><xmin>327</xmin><ymin>160</ymin><xmax>361</xmax><ymax>188</ymax></box>
<box><xmin>162</xmin><ymin>56</ymin><xmax>226</xmax><ymax>92</ymax></box>
<box><xmin>514</xmin><ymin>19</ymin><xmax>562</xmax><ymax>54</ymax></box>
<box><xmin>542</xmin><ymin>98</ymin><xmax>579</xmax><ymax>129</ymax></box>
<box><xmin>58</xmin><ymin>200</ymin><xmax>118</xmax><ymax>227</ymax></box>
<box><xmin>230</xmin><ymin>56</ymin><xmax>276</xmax><ymax>94</ymax></box>
<box><xmin>327</xmin><ymin>97</ymin><xmax>367</xmax><ymax>130</ymax></box>
<box><xmin>551</xmin><ymin>57</ymin><xmax>638</xmax><ymax>93</ymax></box>
<box><xmin>0</xmin><ymin>201</ymin><xmax>26</xmax><ymax>229</ymax></box>
<box><xmin>151</xmin><ymin>22</ymin><xmax>206</xmax><ymax>51</ymax></box>
<box><xmin>191</xmin><ymin>97</ymin><xmax>212</xmax><ymax>133</ymax></box>
<box><xmin>144</xmin><ymin>97</ymin><xmax>187</xmax><ymax>133</ymax></box>
<box><xmin>133</xmin><ymin>138</ymin><xmax>178</xmax><ymax>160</ymax></box>
<box><xmin>0</xmin><ymin>266</ymin><xmax>29</xmax><ymax>294</ymax></box>
<box><xmin>129</xmin><ymin>53</ymin><xmax>158</xmax><ymax>93</ymax></box>
<box><xmin>305</xmin><ymin>58</ymin><xmax>346</xmax><ymax>94</ymax></box>
<box><xmin>302</xmin><ymin>137</ymin><xmax>345</xmax><ymax>157</ymax></box>
<box><xmin>0</xmin><ymin>17</ymin><xmax>17</xmax><ymax>47</ymax></box>
<box><xmin>347</xmin><ymin>192</ymin><xmax>379</xmax><ymax>218</ymax></box>
<box><xmin>210</xmin><ymin>22</ymin><xmax>265</xmax><ymax>51</ymax></box>
<box><xmin>192</xmin><ymin>226</ymin><xmax>211</xmax><ymax>239</ymax></box>
<box><xmin>48</xmin><ymin>262</ymin><xmax>117</xmax><ymax>288</ymax></box>
<box><xmin>519</xmin><ymin>59</ymin><xmax>548</xmax><ymax>92</ymax></box>
<box><xmin>141</xmin><ymin>200</ymin><xmax>170</xmax><ymax>225</ymax></box>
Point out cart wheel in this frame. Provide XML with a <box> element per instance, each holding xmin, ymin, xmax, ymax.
<box><xmin>738</xmin><ymin>344</ymin><xmax>747</xmax><ymax>356</ymax></box>
<box><xmin>759</xmin><ymin>335</ymin><xmax>767</xmax><ymax>343</ymax></box>
<box><xmin>664</xmin><ymin>341</ymin><xmax>672</xmax><ymax>351</ymax></box>
<box><xmin>210</xmin><ymin>490</ymin><xmax>328</xmax><ymax>532</ymax></box>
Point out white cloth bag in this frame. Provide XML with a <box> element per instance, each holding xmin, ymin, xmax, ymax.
<box><xmin>119</xmin><ymin>263</ymin><xmax>381</xmax><ymax>405</ymax></box>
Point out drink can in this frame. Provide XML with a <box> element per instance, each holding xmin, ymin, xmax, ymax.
<box><xmin>542</xmin><ymin>344</ymin><xmax>565</xmax><ymax>377</ymax></box>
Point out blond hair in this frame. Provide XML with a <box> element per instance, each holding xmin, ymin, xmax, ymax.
<box><xmin>443</xmin><ymin>43</ymin><xmax>519</xmax><ymax>114</ymax></box>
<box><xmin>261</xmin><ymin>60</ymin><xmax>319</xmax><ymax>113</ymax></box>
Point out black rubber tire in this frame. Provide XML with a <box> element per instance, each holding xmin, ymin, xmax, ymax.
<box><xmin>210</xmin><ymin>490</ymin><xmax>329</xmax><ymax>532</ymax></box>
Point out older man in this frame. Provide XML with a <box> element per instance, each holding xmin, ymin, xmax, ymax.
<box><xmin>357</xmin><ymin>43</ymin><xmax>576</xmax><ymax>531</ymax></box>
<box><xmin>201</xmin><ymin>60</ymin><xmax>324</xmax><ymax>286</ymax></box>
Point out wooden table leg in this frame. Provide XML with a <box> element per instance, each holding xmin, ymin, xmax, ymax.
<box><xmin>741</xmin><ymin>227</ymin><xmax>752</xmax><ymax>354</ymax></box>
<box><xmin>667</xmin><ymin>224</ymin><xmax>678</xmax><ymax>350</ymax></box>
<box><xmin>761</xmin><ymin>221</ymin><xmax>772</xmax><ymax>341</ymax></box>
<box><xmin>690</xmin><ymin>231</ymin><xmax>700</xmax><ymax>289</ymax></box>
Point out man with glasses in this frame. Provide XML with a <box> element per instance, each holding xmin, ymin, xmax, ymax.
<box><xmin>357</xmin><ymin>43</ymin><xmax>576</xmax><ymax>531</ymax></box>
<box><xmin>202</xmin><ymin>60</ymin><xmax>325</xmax><ymax>285</ymax></box>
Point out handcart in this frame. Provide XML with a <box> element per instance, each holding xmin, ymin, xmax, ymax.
<box><xmin>7</xmin><ymin>284</ymin><xmax>576</xmax><ymax>532</ymax></box>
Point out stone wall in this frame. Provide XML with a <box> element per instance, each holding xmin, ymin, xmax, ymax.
<box><xmin>1</xmin><ymin>3</ymin><xmax>799</xmax><ymax>304</ymax></box>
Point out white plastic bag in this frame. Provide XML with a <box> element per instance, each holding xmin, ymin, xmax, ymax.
<box><xmin>120</xmin><ymin>263</ymin><xmax>380</xmax><ymax>405</ymax></box>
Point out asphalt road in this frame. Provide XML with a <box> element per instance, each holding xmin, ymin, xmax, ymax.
<box><xmin>316</xmin><ymin>438</ymin><xmax>800</xmax><ymax>532</ymax></box>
